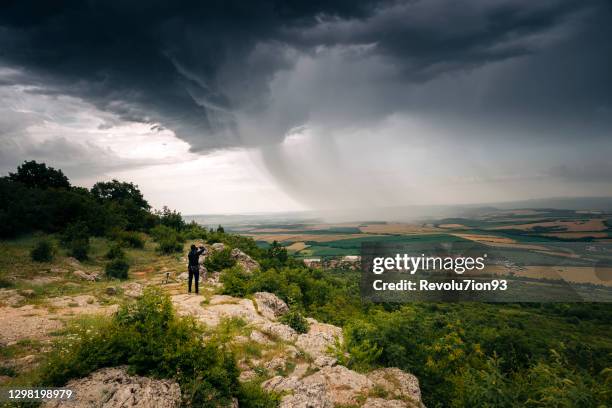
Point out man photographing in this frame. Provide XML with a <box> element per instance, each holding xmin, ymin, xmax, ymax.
<box><xmin>187</xmin><ymin>244</ymin><xmax>206</xmax><ymax>294</ymax></box>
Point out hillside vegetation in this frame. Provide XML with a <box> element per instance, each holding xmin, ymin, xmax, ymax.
<box><xmin>1</xmin><ymin>161</ymin><xmax>611</xmax><ymax>407</ymax></box>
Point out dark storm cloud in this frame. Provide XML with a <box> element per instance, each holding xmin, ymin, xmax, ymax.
<box><xmin>1</xmin><ymin>0</ymin><xmax>609</xmax><ymax>152</ymax></box>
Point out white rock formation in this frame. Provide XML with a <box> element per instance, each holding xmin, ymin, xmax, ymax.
<box><xmin>42</xmin><ymin>366</ymin><xmax>181</xmax><ymax>408</ymax></box>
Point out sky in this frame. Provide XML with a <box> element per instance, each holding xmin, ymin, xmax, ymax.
<box><xmin>0</xmin><ymin>0</ymin><xmax>611</xmax><ymax>215</ymax></box>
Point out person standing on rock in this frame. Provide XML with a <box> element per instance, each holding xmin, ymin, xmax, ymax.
<box><xmin>187</xmin><ymin>244</ymin><xmax>206</xmax><ymax>294</ymax></box>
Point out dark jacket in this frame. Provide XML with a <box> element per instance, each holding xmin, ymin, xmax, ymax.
<box><xmin>188</xmin><ymin>247</ymin><xmax>206</xmax><ymax>268</ymax></box>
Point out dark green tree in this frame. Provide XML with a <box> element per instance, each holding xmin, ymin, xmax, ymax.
<box><xmin>91</xmin><ymin>179</ymin><xmax>150</xmax><ymax>210</ymax></box>
<box><xmin>8</xmin><ymin>160</ymin><xmax>70</xmax><ymax>189</ymax></box>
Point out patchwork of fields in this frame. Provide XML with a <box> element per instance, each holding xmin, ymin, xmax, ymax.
<box><xmin>229</xmin><ymin>208</ymin><xmax>612</xmax><ymax>287</ymax></box>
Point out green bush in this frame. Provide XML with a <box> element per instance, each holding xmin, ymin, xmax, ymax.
<box><xmin>31</xmin><ymin>239</ymin><xmax>55</xmax><ymax>262</ymax></box>
<box><xmin>157</xmin><ymin>237</ymin><xmax>183</xmax><ymax>254</ymax></box>
<box><xmin>280</xmin><ymin>309</ymin><xmax>309</xmax><ymax>334</ymax></box>
<box><xmin>105</xmin><ymin>244</ymin><xmax>126</xmax><ymax>260</ymax></box>
<box><xmin>220</xmin><ymin>266</ymin><xmax>252</xmax><ymax>297</ymax></box>
<box><xmin>205</xmin><ymin>247</ymin><xmax>236</xmax><ymax>272</ymax></box>
<box><xmin>151</xmin><ymin>224</ymin><xmax>184</xmax><ymax>254</ymax></box>
<box><xmin>105</xmin><ymin>258</ymin><xmax>129</xmax><ymax>279</ymax></box>
<box><xmin>60</xmin><ymin>221</ymin><xmax>90</xmax><ymax>247</ymax></box>
<box><xmin>114</xmin><ymin>230</ymin><xmax>145</xmax><ymax>248</ymax></box>
<box><xmin>69</xmin><ymin>238</ymin><xmax>90</xmax><ymax>261</ymax></box>
<box><xmin>39</xmin><ymin>288</ymin><xmax>276</xmax><ymax>407</ymax></box>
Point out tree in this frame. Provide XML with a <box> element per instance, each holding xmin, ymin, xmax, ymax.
<box><xmin>91</xmin><ymin>179</ymin><xmax>150</xmax><ymax>210</ymax></box>
<box><xmin>8</xmin><ymin>160</ymin><xmax>70</xmax><ymax>189</ymax></box>
<box><xmin>157</xmin><ymin>206</ymin><xmax>186</xmax><ymax>231</ymax></box>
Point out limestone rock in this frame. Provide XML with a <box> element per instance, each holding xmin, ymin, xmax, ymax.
<box><xmin>211</xmin><ymin>242</ymin><xmax>226</xmax><ymax>252</ymax></box>
<box><xmin>42</xmin><ymin>366</ymin><xmax>180</xmax><ymax>408</ymax></box>
<box><xmin>263</xmin><ymin>357</ymin><xmax>286</xmax><ymax>373</ymax></box>
<box><xmin>367</xmin><ymin>367</ymin><xmax>422</xmax><ymax>404</ymax></box>
<box><xmin>249</xmin><ymin>330</ymin><xmax>273</xmax><ymax>345</ymax></box>
<box><xmin>172</xmin><ymin>294</ymin><xmax>265</xmax><ymax>328</ymax></box>
<box><xmin>123</xmin><ymin>282</ymin><xmax>143</xmax><ymax>298</ymax></box>
<box><xmin>295</xmin><ymin>318</ymin><xmax>343</xmax><ymax>359</ymax></box>
<box><xmin>230</xmin><ymin>248</ymin><xmax>260</xmax><ymax>273</ymax></box>
<box><xmin>301</xmin><ymin>365</ymin><xmax>373</xmax><ymax>406</ymax></box>
<box><xmin>259</xmin><ymin>321</ymin><xmax>298</xmax><ymax>342</ymax></box>
<box><xmin>19</xmin><ymin>289</ymin><xmax>35</xmax><ymax>298</ymax></box>
<box><xmin>66</xmin><ymin>257</ymin><xmax>82</xmax><ymax>268</ymax></box>
<box><xmin>262</xmin><ymin>375</ymin><xmax>302</xmax><ymax>393</ymax></box>
<box><xmin>279</xmin><ymin>383</ymin><xmax>333</xmax><ymax>408</ymax></box>
<box><xmin>363</xmin><ymin>398</ymin><xmax>408</xmax><ymax>408</ymax></box>
<box><xmin>253</xmin><ymin>292</ymin><xmax>289</xmax><ymax>320</ymax></box>
<box><xmin>0</xmin><ymin>289</ymin><xmax>24</xmax><ymax>306</ymax></box>
<box><xmin>73</xmin><ymin>270</ymin><xmax>97</xmax><ymax>281</ymax></box>
<box><xmin>313</xmin><ymin>356</ymin><xmax>337</xmax><ymax>368</ymax></box>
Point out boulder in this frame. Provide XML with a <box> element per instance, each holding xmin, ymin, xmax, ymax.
<box><xmin>253</xmin><ymin>292</ymin><xmax>289</xmax><ymax>320</ymax></box>
<box><xmin>73</xmin><ymin>270</ymin><xmax>97</xmax><ymax>281</ymax></box>
<box><xmin>295</xmin><ymin>318</ymin><xmax>343</xmax><ymax>359</ymax></box>
<box><xmin>211</xmin><ymin>242</ymin><xmax>226</xmax><ymax>252</ymax></box>
<box><xmin>249</xmin><ymin>330</ymin><xmax>273</xmax><ymax>345</ymax></box>
<box><xmin>42</xmin><ymin>366</ymin><xmax>181</xmax><ymax>408</ymax></box>
<box><xmin>258</xmin><ymin>321</ymin><xmax>298</xmax><ymax>342</ymax></box>
<box><xmin>313</xmin><ymin>356</ymin><xmax>337</xmax><ymax>368</ymax></box>
<box><xmin>280</xmin><ymin>383</ymin><xmax>333</xmax><ymax>408</ymax></box>
<box><xmin>263</xmin><ymin>357</ymin><xmax>287</xmax><ymax>373</ymax></box>
<box><xmin>367</xmin><ymin>367</ymin><xmax>422</xmax><ymax>405</ymax></box>
<box><xmin>262</xmin><ymin>375</ymin><xmax>302</xmax><ymax>393</ymax></box>
<box><xmin>66</xmin><ymin>257</ymin><xmax>82</xmax><ymax>268</ymax></box>
<box><xmin>19</xmin><ymin>289</ymin><xmax>35</xmax><ymax>298</ymax></box>
<box><xmin>301</xmin><ymin>365</ymin><xmax>373</xmax><ymax>406</ymax></box>
<box><xmin>123</xmin><ymin>282</ymin><xmax>143</xmax><ymax>298</ymax></box>
<box><xmin>105</xmin><ymin>287</ymin><xmax>117</xmax><ymax>295</ymax></box>
<box><xmin>230</xmin><ymin>248</ymin><xmax>260</xmax><ymax>273</ymax></box>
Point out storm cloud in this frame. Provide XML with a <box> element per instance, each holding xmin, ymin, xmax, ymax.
<box><xmin>1</xmin><ymin>0</ymin><xmax>611</xmax><ymax>211</ymax></box>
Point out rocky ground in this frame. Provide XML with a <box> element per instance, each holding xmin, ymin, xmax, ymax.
<box><xmin>1</xmin><ymin>246</ymin><xmax>424</xmax><ymax>407</ymax></box>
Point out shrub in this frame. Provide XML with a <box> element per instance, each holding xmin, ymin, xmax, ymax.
<box><xmin>280</xmin><ymin>309</ymin><xmax>309</xmax><ymax>334</ymax></box>
<box><xmin>69</xmin><ymin>238</ymin><xmax>90</xmax><ymax>261</ymax></box>
<box><xmin>220</xmin><ymin>266</ymin><xmax>252</xmax><ymax>297</ymax></box>
<box><xmin>151</xmin><ymin>224</ymin><xmax>184</xmax><ymax>254</ymax></box>
<box><xmin>38</xmin><ymin>288</ymin><xmax>276</xmax><ymax>407</ymax></box>
<box><xmin>205</xmin><ymin>247</ymin><xmax>236</xmax><ymax>272</ymax></box>
<box><xmin>31</xmin><ymin>239</ymin><xmax>55</xmax><ymax>262</ymax></box>
<box><xmin>60</xmin><ymin>221</ymin><xmax>90</xmax><ymax>247</ymax></box>
<box><xmin>115</xmin><ymin>230</ymin><xmax>145</xmax><ymax>248</ymax></box>
<box><xmin>157</xmin><ymin>237</ymin><xmax>183</xmax><ymax>254</ymax></box>
<box><xmin>105</xmin><ymin>244</ymin><xmax>126</xmax><ymax>260</ymax></box>
<box><xmin>105</xmin><ymin>258</ymin><xmax>129</xmax><ymax>279</ymax></box>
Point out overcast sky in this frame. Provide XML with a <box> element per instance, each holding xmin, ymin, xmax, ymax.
<box><xmin>1</xmin><ymin>0</ymin><xmax>611</xmax><ymax>215</ymax></box>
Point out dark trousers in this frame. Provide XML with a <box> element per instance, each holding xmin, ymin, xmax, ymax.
<box><xmin>188</xmin><ymin>266</ymin><xmax>199</xmax><ymax>293</ymax></box>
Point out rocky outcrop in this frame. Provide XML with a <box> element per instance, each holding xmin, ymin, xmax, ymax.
<box><xmin>367</xmin><ymin>367</ymin><xmax>422</xmax><ymax>404</ymax></box>
<box><xmin>42</xmin><ymin>366</ymin><xmax>181</xmax><ymax>408</ymax></box>
<box><xmin>210</xmin><ymin>242</ymin><xmax>226</xmax><ymax>252</ymax></box>
<box><xmin>295</xmin><ymin>318</ymin><xmax>343</xmax><ymax>359</ymax></box>
<box><xmin>230</xmin><ymin>248</ymin><xmax>260</xmax><ymax>273</ymax></box>
<box><xmin>171</xmin><ymin>292</ymin><xmax>424</xmax><ymax>408</ymax></box>
<box><xmin>253</xmin><ymin>292</ymin><xmax>289</xmax><ymax>320</ymax></box>
<box><xmin>123</xmin><ymin>282</ymin><xmax>143</xmax><ymax>298</ymax></box>
<box><xmin>73</xmin><ymin>270</ymin><xmax>98</xmax><ymax>281</ymax></box>
<box><xmin>0</xmin><ymin>289</ymin><xmax>25</xmax><ymax>306</ymax></box>
<box><xmin>263</xmin><ymin>365</ymin><xmax>423</xmax><ymax>408</ymax></box>
<box><xmin>301</xmin><ymin>365</ymin><xmax>373</xmax><ymax>406</ymax></box>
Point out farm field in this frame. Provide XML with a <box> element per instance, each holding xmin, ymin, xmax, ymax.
<box><xmin>229</xmin><ymin>208</ymin><xmax>612</xmax><ymax>287</ymax></box>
